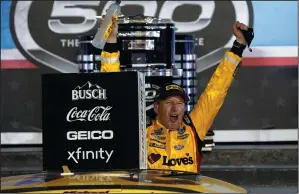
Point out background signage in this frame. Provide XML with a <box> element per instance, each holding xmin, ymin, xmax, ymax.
<box><xmin>1</xmin><ymin>1</ymin><xmax>297</xmax><ymax>144</ymax></box>
<box><xmin>42</xmin><ymin>72</ymin><xmax>146</xmax><ymax>171</ymax></box>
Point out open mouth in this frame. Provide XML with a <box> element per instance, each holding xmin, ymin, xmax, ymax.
<box><xmin>170</xmin><ymin>113</ymin><xmax>178</xmax><ymax>122</ymax></box>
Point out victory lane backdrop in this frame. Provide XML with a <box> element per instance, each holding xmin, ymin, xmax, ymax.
<box><xmin>42</xmin><ymin>72</ymin><xmax>143</xmax><ymax>171</ymax></box>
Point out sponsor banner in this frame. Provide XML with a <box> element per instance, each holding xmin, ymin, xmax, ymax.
<box><xmin>2</xmin><ymin>129</ymin><xmax>298</xmax><ymax>145</ymax></box>
<box><xmin>42</xmin><ymin>72</ymin><xmax>146</xmax><ymax>171</ymax></box>
<box><xmin>7</xmin><ymin>1</ymin><xmax>254</xmax><ymax>71</ymax></box>
<box><xmin>0</xmin><ymin>1</ymin><xmax>297</xmax><ymax>143</ymax></box>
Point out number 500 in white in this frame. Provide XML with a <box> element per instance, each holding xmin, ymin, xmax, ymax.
<box><xmin>47</xmin><ymin>1</ymin><xmax>215</xmax><ymax>34</ymax></box>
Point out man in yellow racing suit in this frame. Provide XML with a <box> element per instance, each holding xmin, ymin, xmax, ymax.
<box><xmin>99</xmin><ymin>18</ymin><xmax>250</xmax><ymax>173</ymax></box>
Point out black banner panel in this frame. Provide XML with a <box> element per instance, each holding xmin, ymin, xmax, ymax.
<box><xmin>41</xmin><ymin>72</ymin><xmax>146</xmax><ymax>171</ymax></box>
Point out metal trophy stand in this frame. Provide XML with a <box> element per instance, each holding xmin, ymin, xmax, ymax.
<box><xmin>77</xmin><ymin>14</ymin><xmax>214</xmax><ymax>153</ymax></box>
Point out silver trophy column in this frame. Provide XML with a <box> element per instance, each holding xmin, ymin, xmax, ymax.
<box><xmin>173</xmin><ymin>35</ymin><xmax>197</xmax><ymax>113</ymax></box>
<box><xmin>77</xmin><ymin>35</ymin><xmax>101</xmax><ymax>73</ymax></box>
<box><xmin>116</xmin><ymin>16</ymin><xmax>179</xmax><ymax>115</ymax></box>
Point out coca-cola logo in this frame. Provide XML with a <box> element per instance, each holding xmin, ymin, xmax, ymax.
<box><xmin>66</xmin><ymin>106</ymin><xmax>112</xmax><ymax>122</ymax></box>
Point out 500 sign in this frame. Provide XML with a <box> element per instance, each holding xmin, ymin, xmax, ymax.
<box><xmin>10</xmin><ymin>1</ymin><xmax>253</xmax><ymax>73</ymax></box>
<box><xmin>48</xmin><ymin>1</ymin><xmax>215</xmax><ymax>34</ymax></box>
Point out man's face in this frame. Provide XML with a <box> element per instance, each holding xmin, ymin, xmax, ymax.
<box><xmin>154</xmin><ymin>96</ymin><xmax>185</xmax><ymax>130</ymax></box>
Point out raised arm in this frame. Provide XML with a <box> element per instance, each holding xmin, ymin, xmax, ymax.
<box><xmin>100</xmin><ymin>43</ymin><xmax>120</xmax><ymax>72</ymax></box>
<box><xmin>189</xmin><ymin>21</ymin><xmax>250</xmax><ymax>141</ymax></box>
<box><xmin>99</xmin><ymin>16</ymin><xmax>120</xmax><ymax>72</ymax></box>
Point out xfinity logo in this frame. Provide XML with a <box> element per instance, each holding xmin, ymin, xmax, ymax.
<box><xmin>66</xmin><ymin>130</ymin><xmax>114</xmax><ymax>140</ymax></box>
<box><xmin>10</xmin><ymin>1</ymin><xmax>253</xmax><ymax>73</ymax></box>
<box><xmin>72</xmin><ymin>81</ymin><xmax>107</xmax><ymax>101</ymax></box>
<box><xmin>67</xmin><ymin>147</ymin><xmax>113</xmax><ymax>164</ymax></box>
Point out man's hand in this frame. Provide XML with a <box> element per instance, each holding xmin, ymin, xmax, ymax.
<box><xmin>99</xmin><ymin>15</ymin><xmax>118</xmax><ymax>43</ymax></box>
<box><xmin>232</xmin><ymin>21</ymin><xmax>248</xmax><ymax>45</ymax></box>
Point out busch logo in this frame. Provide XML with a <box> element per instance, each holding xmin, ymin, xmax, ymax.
<box><xmin>10</xmin><ymin>1</ymin><xmax>253</xmax><ymax>73</ymax></box>
<box><xmin>162</xmin><ymin>155</ymin><xmax>194</xmax><ymax>166</ymax></box>
<box><xmin>72</xmin><ymin>81</ymin><xmax>107</xmax><ymax>101</ymax></box>
<box><xmin>66</xmin><ymin>106</ymin><xmax>112</xmax><ymax>122</ymax></box>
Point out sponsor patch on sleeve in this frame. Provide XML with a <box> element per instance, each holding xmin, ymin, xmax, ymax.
<box><xmin>151</xmin><ymin>133</ymin><xmax>166</xmax><ymax>140</ymax></box>
<box><xmin>177</xmin><ymin>134</ymin><xmax>189</xmax><ymax>140</ymax></box>
<box><xmin>149</xmin><ymin>142</ymin><xmax>166</xmax><ymax>149</ymax></box>
<box><xmin>153</xmin><ymin>128</ymin><xmax>164</xmax><ymax>135</ymax></box>
<box><xmin>174</xmin><ymin>144</ymin><xmax>184</xmax><ymax>150</ymax></box>
<box><xmin>150</xmin><ymin>138</ymin><xmax>166</xmax><ymax>145</ymax></box>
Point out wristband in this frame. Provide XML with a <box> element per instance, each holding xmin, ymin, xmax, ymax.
<box><xmin>103</xmin><ymin>43</ymin><xmax>118</xmax><ymax>53</ymax></box>
<box><xmin>234</xmin><ymin>40</ymin><xmax>246</xmax><ymax>49</ymax></box>
<box><xmin>230</xmin><ymin>40</ymin><xmax>246</xmax><ymax>57</ymax></box>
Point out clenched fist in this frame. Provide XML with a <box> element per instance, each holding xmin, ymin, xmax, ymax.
<box><xmin>232</xmin><ymin>21</ymin><xmax>248</xmax><ymax>45</ymax></box>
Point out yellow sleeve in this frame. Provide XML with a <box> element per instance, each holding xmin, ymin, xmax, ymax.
<box><xmin>100</xmin><ymin>50</ymin><xmax>120</xmax><ymax>72</ymax></box>
<box><xmin>189</xmin><ymin>51</ymin><xmax>242</xmax><ymax>141</ymax></box>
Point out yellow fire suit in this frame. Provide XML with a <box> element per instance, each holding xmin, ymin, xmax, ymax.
<box><xmin>100</xmin><ymin>43</ymin><xmax>243</xmax><ymax>173</ymax></box>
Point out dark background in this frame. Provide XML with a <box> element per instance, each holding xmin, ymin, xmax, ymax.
<box><xmin>2</xmin><ymin>66</ymin><xmax>297</xmax><ymax>134</ymax></box>
<box><xmin>199</xmin><ymin>66</ymin><xmax>298</xmax><ymax>130</ymax></box>
<box><xmin>42</xmin><ymin>72</ymin><xmax>141</xmax><ymax>171</ymax></box>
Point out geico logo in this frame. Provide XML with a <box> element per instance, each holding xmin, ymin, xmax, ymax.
<box><xmin>162</xmin><ymin>156</ymin><xmax>194</xmax><ymax>166</ymax></box>
<box><xmin>72</xmin><ymin>89</ymin><xmax>107</xmax><ymax>101</ymax></box>
<box><xmin>66</xmin><ymin>130</ymin><xmax>113</xmax><ymax>140</ymax></box>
